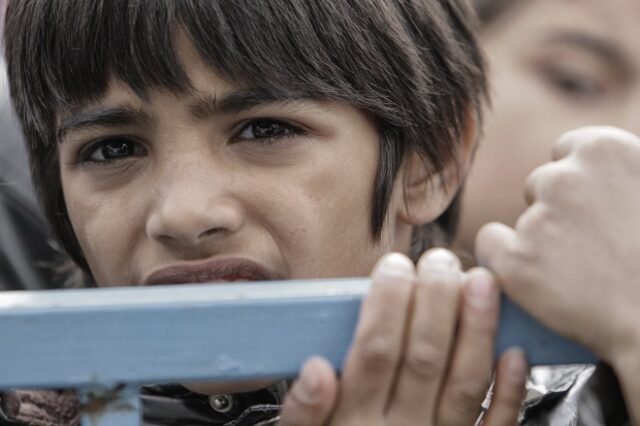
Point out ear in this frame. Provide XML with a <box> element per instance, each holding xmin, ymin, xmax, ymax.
<box><xmin>397</xmin><ymin>109</ymin><xmax>478</xmax><ymax>225</ymax></box>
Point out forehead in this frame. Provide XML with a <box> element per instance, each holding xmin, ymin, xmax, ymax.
<box><xmin>47</xmin><ymin>7</ymin><xmax>362</xmax><ymax>128</ymax></box>
<box><xmin>55</xmin><ymin>27</ymin><xmax>366</xmax><ymax>133</ymax></box>
<box><xmin>62</xmin><ymin>43</ymin><xmax>235</xmax><ymax>113</ymax></box>
<box><xmin>505</xmin><ymin>0</ymin><xmax>640</xmax><ymax>39</ymax></box>
<box><xmin>58</xmin><ymin>37</ymin><xmax>305</xmax><ymax>130</ymax></box>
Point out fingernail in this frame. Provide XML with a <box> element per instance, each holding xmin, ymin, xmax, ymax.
<box><xmin>418</xmin><ymin>248</ymin><xmax>461</xmax><ymax>276</ymax></box>
<box><xmin>375</xmin><ymin>253</ymin><xmax>415</xmax><ymax>279</ymax></box>
<box><xmin>295</xmin><ymin>360</ymin><xmax>321</xmax><ymax>404</ymax></box>
<box><xmin>505</xmin><ymin>348</ymin><xmax>528</xmax><ymax>384</ymax></box>
<box><xmin>466</xmin><ymin>272</ymin><xmax>497</xmax><ymax>309</ymax></box>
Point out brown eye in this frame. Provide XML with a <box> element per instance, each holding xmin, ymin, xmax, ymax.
<box><xmin>544</xmin><ymin>67</ymin><xmax>605</xmax><ymax>101</ymax></box>
<box><xmin>84</xmin><ymin>137</ymin><xmax>146</xmax><ymax>163</ymax></box>
<box><xmin>237</xmin><ymin>119</ymin><xmax>298</xmax><ymax>141</ymax></box>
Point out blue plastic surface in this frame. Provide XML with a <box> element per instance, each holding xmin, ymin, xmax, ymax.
<box><xmin>497</xmin><ymin>295</ymin><xmax>596</xmax><ymax>364</ymax></box>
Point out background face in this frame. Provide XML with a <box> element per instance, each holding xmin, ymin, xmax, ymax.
<box><xmin>458</xmin><ymin>0</ymin><xmax>640</xmax><ymax>251</ymax></box>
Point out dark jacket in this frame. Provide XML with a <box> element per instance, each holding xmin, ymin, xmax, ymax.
<box><xmin>0</xmin><ymin>365</ymin><xmax>630</xmax><ymax>426</ymax></box>
<box><xmin>0</xmin><ymin>180</ymin><xmax>67</xmax><ymax>291</ymax></box>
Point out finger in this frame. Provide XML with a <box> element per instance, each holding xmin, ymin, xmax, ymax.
<box><xmin>475</xmin><ymin>222</ymin><xmax>519</xmax><ymax>278</ymax></box>
<box><xmin>482</xmin><ymin>348</ymin><xmax>528</xmax><ymax>426</ymax></box>
<box><xmin>524</xmin><ymin>159</ymin><xmax>570</xmax><ymax>206</ymax></box>
<box><xmin>523</xmin><ymin>165</ymin><xmax>547</xmax><ymax>206</ymax></box>
<box><xmin>552</xmin><ymin>126</ymin><xmax>595</xmax><ymax>161</ymax></box>
<box><xmin>278</xmin><ymin>357</ymin><xmax>338</xmax><ymax>426</ymax></box>
<box><xmin>386</xmin><ymin>248</ymin><xmax>462</xmax><ymax>424</ymax></box>
<box><xmin>336</xmin><ymin>253</ymin><xmax>415</xmax><ymax>418</ymax></box>
<box><xmin>552</xmin><ymin>130</ymin><xmax>578</xmax><ymax>161</ymax></box>
<box><xmin>553</xmin><ymin>126</ymin><xmax>640</xmax><ymax>161</ymax></box>
<box><xmin>437</xmin><ymin>268</ymin><xmax>499</xmax><ymax>426</ymax></box>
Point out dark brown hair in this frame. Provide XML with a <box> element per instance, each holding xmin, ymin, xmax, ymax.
<box><xmin>5</xmin><ymin>0</ymin><xmax>486</xmax><ymax>273</ymax></box>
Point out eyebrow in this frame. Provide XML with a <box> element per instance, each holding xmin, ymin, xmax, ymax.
<box><xmin>58</xmin><ymin>88</ymin><xmax>304</xmax><ymax>142</ymax></box>
<box><xmin>58</xmin><ymin>106</ymin><xmax>152</xmax><ymax>141</ymax></box>
<box><xmin>543</xmin><ymin>31</ymin><xmax>631</xmax><ymax>74</ymax></box>
<box><xmin>188</xmin><ymin>88</ymin><xmax>299</xmax><ymax>119</ymax></box>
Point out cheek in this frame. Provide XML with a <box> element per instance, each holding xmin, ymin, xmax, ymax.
<box><xmin>62</xmin><ymin>175</ymin><xmax>144</xmax><ymax>286</ymax></box>
<box><xmin>462</xmin><ymin>59</ymin><xmax>593</xmax><ymax>230</ymax></box>
<box><xmin>476</xmin><ymin>59</ymin><xmax>583</xmax><ymax>192</ymax></box>
<box><xmin>268</xmin><ymin>138</ymin><xmax>383</xmax><ymax>278</ymax></box>
<box><xmin>487</xmin><ymin>75</ymin><xmax>557</xmax><ymax>167</ymax></box>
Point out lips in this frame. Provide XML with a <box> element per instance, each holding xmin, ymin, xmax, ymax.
<box><xmin>143</xmin><ymin>258</ymin><xmax>276</xmax><ymax>286</ymax></box>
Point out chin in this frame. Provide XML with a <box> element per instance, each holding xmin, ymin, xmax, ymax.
<box><xmin>182</xmin><ymin>379</ymin><xmax>279</xmax><ymax>395</ymax></box>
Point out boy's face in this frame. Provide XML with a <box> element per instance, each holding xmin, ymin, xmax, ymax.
<box><xmin>57</xmin><ymin>42</ymin><xmax>411</xmax><ymax>289</ymax></box>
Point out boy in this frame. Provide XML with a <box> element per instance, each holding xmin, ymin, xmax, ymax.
<box><xmin>2</xmin><ymin>1</ymin><xmax>526</xmax><ymax>424</ymax></box>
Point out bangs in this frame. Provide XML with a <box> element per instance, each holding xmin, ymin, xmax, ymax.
<box><xmin>15</xmin><ymin>0</ymin><xmax>417</xmax><ymax>128</ymax></box>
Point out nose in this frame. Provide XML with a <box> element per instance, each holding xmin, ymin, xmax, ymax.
<box><xmin>146</xmin><ymin>163</ymin><xmax>244</xmax><ymax>247</ymax></box>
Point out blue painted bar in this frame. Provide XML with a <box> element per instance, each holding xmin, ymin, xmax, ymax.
<box><xmin>497</xmin><ymin>295</ymin><xmax>596</xmax><ymax>365</ymax></box>
<box><xmin>0</xmin><ymin>278</ymin><xmax>596</xmax><ymax>391</ymax></box>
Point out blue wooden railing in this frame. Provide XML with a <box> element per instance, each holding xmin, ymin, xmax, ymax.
<box><xmin>0</xmin><ymin>278</ymin><xmax>596</xmax><ymax>425</ymax></box>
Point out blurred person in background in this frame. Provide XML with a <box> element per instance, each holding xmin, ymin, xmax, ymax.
<box><xmin>457</xmin><ymin>0</ymin><xmax>640</xmax><ymax>423</ymax></box>
<box><xmin>460</xmin><ymin>0</ymin><xmax>640</xmax><ymax>250</ymax></box>
<box><xmin>0</xmin><ymin>52</ymin><xmax>70</xmax><ymax>291</ymax></box>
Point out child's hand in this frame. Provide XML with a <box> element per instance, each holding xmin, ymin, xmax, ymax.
<box><xmin>476</xmin><ymin>126</ymin><xmax>640</xmax><ymax>366</ymax></box>
<box><xmin>278</xmin><ymin>249</ymin><xmax>527</xmax><ymax>425</ymax></box>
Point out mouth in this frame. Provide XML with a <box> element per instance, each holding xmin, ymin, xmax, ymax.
<box><xmin>143</xmin><ymin>258</ymin><xmax>277</xmax><ymax>286</ymax></box>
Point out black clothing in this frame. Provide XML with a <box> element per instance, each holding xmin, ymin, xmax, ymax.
<box><xmin>0</xmin><ymin>384</ymin><xmax>283</xmax><ymax>426</ymax></box>
<box><xmin>0</xmin><ymin>180</ymin><xmax>63</xmax><ymax>291</ymax></box>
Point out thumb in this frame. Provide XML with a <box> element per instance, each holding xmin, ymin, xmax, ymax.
<box><xmin>278</xmin><ymin>357</ymin><xmax>338</xmax><ymax>426</ymax></box>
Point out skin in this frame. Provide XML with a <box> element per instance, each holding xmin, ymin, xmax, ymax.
<box><xmin>458</xmin><ymin>0</ymin><xmax>640</xmax><ymax>418</ymax></box>
<box><xmin>57</xmin><ymin>36</ymin><xmax>527</xmax><ymax>423</ymax></box>
<box><xmin>59</xmin><ymin>83</ymin><xmax>388</xmax><ymax>287</ymax></box>
<box><xmin>280</xmin><ymin>252</ymin><xmax>528</xmax><ymax>426</ymax></box>
<box><xmin>458</xmin><ymin>0</ymin><xmax>640</xmax><ymax>252</ymax></box>
<box><xmin>477</xmin><ymin>126</ymin><xmax>640</xmax><ymax>424</ymax></box>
